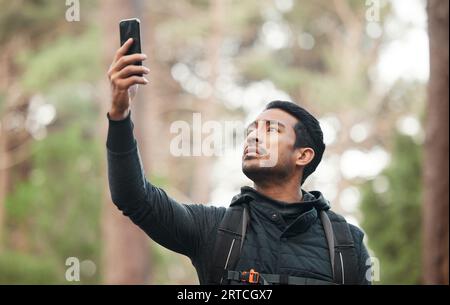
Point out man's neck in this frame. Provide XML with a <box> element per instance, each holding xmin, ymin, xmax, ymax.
<box><xmin>253</xmin><ymin>179</ymin><xmax>303</xmax><ymax>203</ymax></box>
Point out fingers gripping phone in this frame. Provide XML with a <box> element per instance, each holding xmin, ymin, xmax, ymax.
<box><xmin>119</xmin><ymin>18</ymin><xmax>142</xmax><ymax>76</ymax></box>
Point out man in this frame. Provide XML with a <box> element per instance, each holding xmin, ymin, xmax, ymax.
<box><xmin>106</xmin><ymin>39</ymin><xmax>371</xmax><ymax>285</ymax></box>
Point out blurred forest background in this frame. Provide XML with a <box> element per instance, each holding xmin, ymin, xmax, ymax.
<box><xmin>0</xmin><ymin>0</ymin><xmax>447</xmax><ymax>284</ymax></box>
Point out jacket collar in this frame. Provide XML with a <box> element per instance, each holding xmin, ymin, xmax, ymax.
<box><xmin>230</xmin><ymin>186</ymin><xmax>331</xmax><ymax>235</ymax></box>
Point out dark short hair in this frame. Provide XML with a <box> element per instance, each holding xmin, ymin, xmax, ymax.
<box><xmin>265</xmin><ymin>100</ymin><xmax>325</xmax><ymax>185</ymax></box>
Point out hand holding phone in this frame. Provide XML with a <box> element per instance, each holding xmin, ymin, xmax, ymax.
<box><xmin>107</xmin><ymin>18</ymin><xmax>149</xmax><ymax>120</ymax></box>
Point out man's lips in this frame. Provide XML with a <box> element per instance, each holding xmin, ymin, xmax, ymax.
<box><xmin>244</xmin><ymin>146</ymin><xmax>267</xmax><ymax>157</ymax></box>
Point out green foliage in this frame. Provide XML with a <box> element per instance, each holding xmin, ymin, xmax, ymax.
<box><xmin>360</xmin><ymin>134</ymin><xmax>422</xmax><ymax>284</ymax></box>
<box><xmin>18</xmin><ymin>28</ymin><xmax>101</xmax><ymax>92</ymax></box>
<box><xmin>0</xmin><ymin>0</ymin><xmax>63</xmax><ymax>44</ymax></box>
<box><xmin>0</xmin><ymin>251</ymin><xmax>60</xmax><ymax>284</ymax></box>
<box><xmin>239</xmin><ymin>51</ymin><xmax>303</xmax><ymax>90</ymax></box>
<box><xmin>0</xmin><ymin>0</ymin><xmax>105</xmax><ymax>284</ymax></box>
<box><xmin>3</xmin><ymin>124</ymin><xmax>102</xmax><ymax>284</ymax></box>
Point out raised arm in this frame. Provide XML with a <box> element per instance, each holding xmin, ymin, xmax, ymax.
<box><xmin>105</xmin><ymin>40</ymin><xmax>225</xmax><ymax>259</ymax></box>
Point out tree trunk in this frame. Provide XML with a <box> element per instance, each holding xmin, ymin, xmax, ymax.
<box><xmin>190</xmin><ymin>0</ymin><xmax>225</xmax><ymax>204</ymax></box>
<box><xmin>99</xmin><ymin>0</ymin><xmax>150</xmax><ymax>284</ymax></box>
<box><xmin>0</xmin><ymin>37</ymin><xmax>27</xmax><ymax>250</ymax></box>
<box><xmin>0</xmin><ymin>130</ymin><xmax>7</xmax><ymax>250</ymax></box>
<box><xmin>423</xmin><ymin>0</ymin><xmax>449</xmax><ymax>285</ymax></box>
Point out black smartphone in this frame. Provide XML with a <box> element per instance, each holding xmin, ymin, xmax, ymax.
<box><xmin>119</xmin><ymin>18</ymin><xmax>142</xmax><ymax>74</ymax></box>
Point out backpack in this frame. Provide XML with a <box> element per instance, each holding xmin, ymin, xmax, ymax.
<box><xmin>207</xmin><ymin>195</ymin><xmax>360</xmax><ymax>285</ymax></box>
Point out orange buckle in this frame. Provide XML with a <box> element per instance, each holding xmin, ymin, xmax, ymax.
<box><xmin>242</xmin><ymin>269</ymin><xmax>260</xmax><ymax>284</ymax></box>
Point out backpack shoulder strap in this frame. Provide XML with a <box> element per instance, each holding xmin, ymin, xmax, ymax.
<box><xmin>207</xmin><ymin>196</ymin><xmax>251</xmax><ymax>285</ymax></box>
<box><xmin>321</xmin><ymin>210</ymin><xmax>360</xmax><ymax>285</ymax></box>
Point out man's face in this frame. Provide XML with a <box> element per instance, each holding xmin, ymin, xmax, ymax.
<box><xmin>242</xmin><ymin>108</ymin><xmax>301</xmax><ymax>183</ymax></box>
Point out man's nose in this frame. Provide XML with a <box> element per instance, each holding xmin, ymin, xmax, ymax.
<box><xmin>246</xmin><ymin>129</ymin><xmax>259</xmax><ymax>145</ymax></box>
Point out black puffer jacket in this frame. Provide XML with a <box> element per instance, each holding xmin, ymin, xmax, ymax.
<box><xmin>106</xmin><ymin>113</ymin><xmax>371</xmax><ymax>285</ymax></box>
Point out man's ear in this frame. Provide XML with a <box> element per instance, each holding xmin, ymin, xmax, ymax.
<box><xmin>295</xmin><ymin>147</ymin><xmax>315</xmax><ymax>167</ymax></box>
